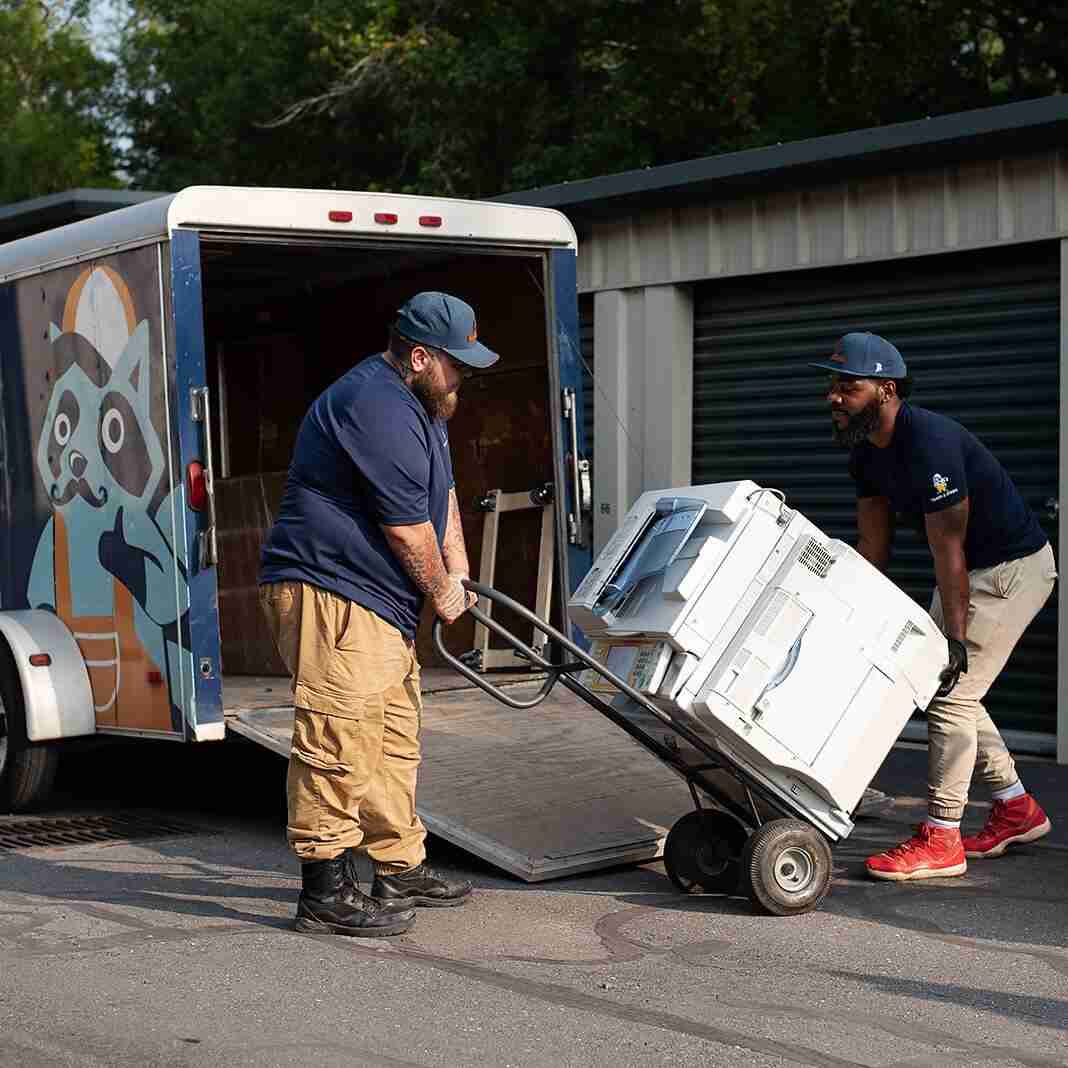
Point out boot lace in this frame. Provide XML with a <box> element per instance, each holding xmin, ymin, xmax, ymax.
<box><xmin>341</xmin><ymin>851</ymin><xmax>383</xmax><ymax>914</ymax></box>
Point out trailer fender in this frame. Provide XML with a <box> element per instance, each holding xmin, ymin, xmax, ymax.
<box><xmin>0</xmin><ymin>610</ymin><xmax>94</xmax><ymax>742</ymax></box>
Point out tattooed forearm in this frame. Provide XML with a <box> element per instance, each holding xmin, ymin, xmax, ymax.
<box><xmin>442</xmin><ymin>489</ymin><xmax>470</xmax><ymax>578</ymax></box>
<box><xmin>380</xmin><ymin>521</ymin><xmax>450</xmax><ymax>596</ymax></box>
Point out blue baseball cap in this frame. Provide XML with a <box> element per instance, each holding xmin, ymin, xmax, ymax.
<box><xmin>394</xmin><ymin>292</ymin><xmax>499</xmax><ymax>369</ymax></box>
<box><xmin>809</xmin><ymin>332</ymin><xmax>907</xmax><ymax>379</ymax></box>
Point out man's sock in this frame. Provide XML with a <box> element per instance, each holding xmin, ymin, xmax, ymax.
<box><xmin>926</xmin><ymin>815</ymin><xmax>961</xmax><ymax>830</ymax></box>
<box><xmin>991</xmin><ymin>781</ymin><xmax>1026</xmax><ymax>802</ymax></box>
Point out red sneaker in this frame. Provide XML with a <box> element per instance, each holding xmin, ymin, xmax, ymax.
<box><xmin>866</xmin><ymin>824</ymin><xmax>967</xmax><ymax>881</ymax></box>
<box><xmin>962</xmin><ymin>794</ymin><xmax>1051</xmax><ymax>858</ymax></box>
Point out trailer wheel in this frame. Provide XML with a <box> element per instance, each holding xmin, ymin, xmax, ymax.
<box><xmin>663</xmin><ymin>810</ymin><xmax>748</xmax><ymax>895</ymax></box>
<box><xmin>742</xmin><ymin>819</ymin><xmax>832</xmax><ymax>916</ymax></box>
<box><xmin>0</xmin><ymin>641</ymin><xmax>58</xmax><ymax>814</ymax></box>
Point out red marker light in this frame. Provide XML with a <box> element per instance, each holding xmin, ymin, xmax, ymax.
<box><xmin>374</xmin><ymin>213</ymin><xmax>398</xmax><ymax>225</ymax></box>
<box><xmin>328</xmin><ymin>210</ymin><xmax>353</xmax><ymax>223</ymax></box>
<box><xmin>418</xmin><ymin>215</ymin><xmax>442</xmax><ymax>228</ymax></box>
<box><xmin>147</xmin><ymin>670</ymin><xmax>163</xmax><ymax>685</ymax></box>
<box><xmin>29</xmin><ymin>653</ymin><xmax>51</xmax><ymax>667</ymax></box>
<box><xmin>187</xmin><ymin>461</ymin><xmax>208</xmax><ymax>511</ymax></box>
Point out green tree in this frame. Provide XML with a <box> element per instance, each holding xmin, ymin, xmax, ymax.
<box><xmin>116</xmin><ymin>0</ymin><xmax>352</xmax><ymax>190</ymax></box>
<box><xmin>261</xmin><ymin>0</ymin><xmax>770</xmax><ymax>196</ymax></box>
<box><xmin>0</xmin><ymin>0</ymin><xmax>119</xmax><ymax>203</ymax></box>
<box><xmin>740</xmin><ymin>0</ymin><xmax>1068</xmax><ymax>148</ymax></box>
<box><xmin>115</xmin><ymin>0</ymin><xmax>1068</xmax><ymax>198</ymax></box>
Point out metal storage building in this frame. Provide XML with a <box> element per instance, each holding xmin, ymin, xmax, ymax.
<box><xmin>4</xmin><ymin>99</ymin><xmax>1065</xmax><ymax>760</ymax></box>
<box><xmin>505</xmin><ymin>96</ymin><xmax>1068</xmax><ymax>762</ymax></box>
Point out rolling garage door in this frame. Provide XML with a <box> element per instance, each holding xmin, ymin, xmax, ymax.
<box><xmin>693</xmin><ymin>244</ymin><xmax>1060</xmax><ymax>736</ymax></box>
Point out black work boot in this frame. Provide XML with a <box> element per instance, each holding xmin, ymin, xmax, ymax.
<box><xmin>340</xmin><ymin>848</ymin><xmax>410</xmax><ymax>913</ymax></box>
<box><xmin>295</xmin><ymin>856</ymin><xmax>416</xmax><ymax>936</ymax></box>
<box><xmin>371</xmin><ymin>863</ymin><xmax>472</xmax><ymax>908</ymax></box>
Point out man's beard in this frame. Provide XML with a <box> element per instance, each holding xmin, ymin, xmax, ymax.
<box><xmin>411</xmin><ymin>369</ymin><xmax>459</xmax><ymax>421</ymax></box>
<box><xmin>831</xmin><ymin>399</ymin><xmax>881</xmax><ymax>447</ymax></box>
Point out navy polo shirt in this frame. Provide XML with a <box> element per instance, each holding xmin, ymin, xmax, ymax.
<box><xmin>259</xmin><ymin>354</ymin><xmax>454</xmax><ymax>638</ymax></box>
<box><xmin>849</xmin><ymin>403</ymin><xmax>1046</xmax><ymax>570</ymax></box>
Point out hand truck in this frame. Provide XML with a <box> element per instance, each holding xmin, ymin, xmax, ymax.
<box><xmin>434</xmin><ymin>580</ymin><xmax>838</xmax><ymax>916</ymax></box>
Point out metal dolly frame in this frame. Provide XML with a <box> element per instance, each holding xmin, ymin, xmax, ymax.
<box><xmin>435</xmin><ymin>580</ymin><xmax>837</xmax><ymax>916</ymax></box>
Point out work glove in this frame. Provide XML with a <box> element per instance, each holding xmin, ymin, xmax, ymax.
<box><xmin>936</xmin><ymin>637</ymin><xmax>968</xmax><ymax>697</ymax></box>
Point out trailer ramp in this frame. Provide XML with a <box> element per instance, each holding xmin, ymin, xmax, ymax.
<box><xmin>224</xmin><ymin>672</ymin><xmax>691</xmax><ymax>881</ymax></box>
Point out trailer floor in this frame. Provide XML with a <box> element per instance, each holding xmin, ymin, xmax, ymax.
<box><xmin>223</xmin><ymin>672</ymin><xmax>692</xmax><ymax>881</ymax></box>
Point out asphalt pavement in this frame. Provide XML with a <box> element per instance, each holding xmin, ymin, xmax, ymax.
<box><xmin>0</xmin><ymin>735</ymin><xmax>1065</xmax><ymax>1068</ymax></box>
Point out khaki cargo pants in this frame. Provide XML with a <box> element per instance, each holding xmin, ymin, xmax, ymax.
<box><xmin>259</xmin><ymin>581</ymin><xmax>426</xmax><ymax>870</ymax></box>
<box><xmin>926</xmin><ymin>542</ymin><xmax>1056</xmax><ymax>821</ymax></box>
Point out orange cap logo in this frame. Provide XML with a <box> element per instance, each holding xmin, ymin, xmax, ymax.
<box><xmin>467</xmin><ymin>318</ymin><xmax>478</xmax><ymax>343</ymax></box>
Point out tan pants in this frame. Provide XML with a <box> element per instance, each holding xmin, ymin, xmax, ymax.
<box><xmin>259</xmin><ymin>581</ymin><xmax>426</xmax><ymax>870</ymax></box>
<box><xmin>926</xmin><ymin>543</ymin><xmax>1056</xmax><ymax>821</ymax></box>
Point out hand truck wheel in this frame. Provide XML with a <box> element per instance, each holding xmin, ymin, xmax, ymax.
<box><xmin>663</xmin><ymin>809</ymin><xmax>748</xmax><ymax>895</ymax></box>
<box><xmin>742</xmin><ymin>818</ymin><xmax>832</xmax><ymax>916</ymax></box>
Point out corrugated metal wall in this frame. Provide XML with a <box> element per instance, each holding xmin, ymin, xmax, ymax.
<box><xmin>692</xmin><ymin>243</ymin><xmax>1060</xmax><ymax>734</ymax></box>
<box><xmin>577</xmin><ymin>152</ymin><xmax>1068</xmax><ymax>294</ymax></box>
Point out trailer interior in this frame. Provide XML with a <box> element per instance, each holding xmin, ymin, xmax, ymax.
<box><xmin>196</xmin><ymin>237</ymin><xmax>567</xmax><ymax>688</ymax></box>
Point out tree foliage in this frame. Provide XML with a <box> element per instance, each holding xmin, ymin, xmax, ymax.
<box><xmin>12</xmin><ymin>0</ymin><xmax>1066</xmax><ymax>203</ymax></box>
<box><xmin>112</xmin><ymin>0</ymin><xmax>1063</xmax><ymax>198</ymax></box>
<box><xmin>0</xmin><ymin>0</ymin><xmax>119</xmax><ymax>203</ymax></box>
<box><xmin>115</xmin><ymin>0</ymin><xmax>352</xmax><ymax>190</ymax></box>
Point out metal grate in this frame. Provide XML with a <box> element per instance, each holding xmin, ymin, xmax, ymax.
<box><xmin>892</xmin><ymin>620</ymin><xmax>923</xmax><ymax>652</ymax></box>
<box><xmin>797</xmin><ymin>537</ymin><xmax>834</xmax><ymax>578</ymax></box>
<box><xmin>0</xmin><ymin>814</ymin><xmax>209</xmax><ymax>852</ymax></box>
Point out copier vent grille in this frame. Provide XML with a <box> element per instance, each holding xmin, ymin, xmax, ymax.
<box><xmin>797</xmin><ymin>538</ymin><xmax>834</xmax><ymax>578</ymax></box>
<box><xmin>892</xmin><ymin>620</ymin><xmax>923</xmax><ymax>652</ymax></box>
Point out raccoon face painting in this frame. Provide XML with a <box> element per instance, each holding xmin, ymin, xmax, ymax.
<box><xmin>37</xmin><ymin>318</ymin><xmax>164</xmax><ymax>525</ymax></box>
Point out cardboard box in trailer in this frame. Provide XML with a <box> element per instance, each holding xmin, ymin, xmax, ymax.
<box><xmin>0</xmin><ymin>187</ymin><xmax>608</xmax><ymax>842</ymax></box>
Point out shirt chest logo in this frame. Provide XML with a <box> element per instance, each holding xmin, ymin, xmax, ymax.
<box><xmin>930</xmin><ymin>472</ymin><xmax>957</xmax><ymax>502</ymax></box>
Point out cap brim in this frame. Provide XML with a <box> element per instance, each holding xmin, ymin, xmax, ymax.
<box><xmin>444</xmin><ymin>340</ymin><xmax>499</xmax><ymax>369</ymax></box>
<box><xmin>808</xmin><ymin>360</ymin><xmax>874</xmax><ymax>377</ymax></box>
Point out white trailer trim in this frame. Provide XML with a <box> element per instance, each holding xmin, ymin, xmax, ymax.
<box><xmin>0</xmin><ymin>611</ymin><xmax>94</xmax><ymax>742</ymax></box>
<box><xmin>168</xmin><ymin>186</ymin><xmax>578</xmax><ymax>248</ymax></box>
<box><xmin>0</xmin><ymin>186</ymin><xmax>577</xmax><ymax>284</ymax></box>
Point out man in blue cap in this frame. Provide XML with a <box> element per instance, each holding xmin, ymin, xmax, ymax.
<box><xmin>813</xmin><ymin>332</ymin><xmax>1055</xmax><ymax>881</ymax></box>
<box><xmin>259</xmin><ymin>292</ymin><xmax>497</xmax><ymax>935</ymax></box>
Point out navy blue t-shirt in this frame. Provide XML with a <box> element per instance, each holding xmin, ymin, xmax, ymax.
<box><xmin>259</xmin><ymin>354</ymin><xmax>454</xmax><ymax>638</ymax></box>
<box><xmin>850</xmin><ymin>403</ymin><xmax>1046</xmax><ymax>570</ymax></box>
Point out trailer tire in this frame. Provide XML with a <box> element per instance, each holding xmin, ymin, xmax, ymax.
<box><xmin>663</xmin><ymin>810</ymin><xmax>748</xmax><ymax>895</ymax></box>
<box><xmin>742</xmin><ymin>819</ymin><xmax>832</xmax><ymax>916</ymax></box>
<box><xmin>0</xmin><ymin>640</ymin><xmax>59</xmax><ymax>814</ymax></box>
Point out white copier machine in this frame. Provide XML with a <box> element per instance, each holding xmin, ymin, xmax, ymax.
<box><xmin>568</xmin><ymin>481</ymin><xmax>948</xmax><ymax>839</ymax></box>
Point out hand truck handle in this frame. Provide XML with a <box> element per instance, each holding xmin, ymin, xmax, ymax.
<box><xmin>432</xmin><ymin>584</ymin><xmax>560</xmax><ymax>709</ymax></box>
<box><xmin>433</xmin><ymin>580</ymin><xmax>670</xmax><ymax>716</ymax></box>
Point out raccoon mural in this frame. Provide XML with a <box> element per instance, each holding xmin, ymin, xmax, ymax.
<box><xmin>26</xmin><ymin>266</ymin><xmax>192</xmax><ymax>733</ymax></box>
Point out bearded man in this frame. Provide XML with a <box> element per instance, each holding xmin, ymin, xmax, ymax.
<box><xmin>259</xmin><ymin>292</ymin><xmax>494</xmax><ymax>935</ymax></box>
<box><xmin>812</xmin><ymin>332</ymin><xmax>1055</xmax><ymax>881</ymax></box>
